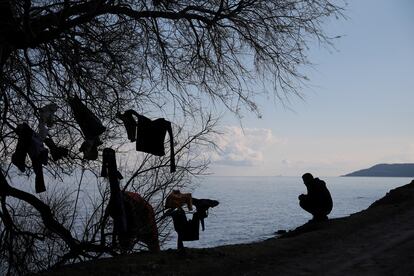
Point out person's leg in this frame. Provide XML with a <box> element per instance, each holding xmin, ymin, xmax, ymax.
<box><xmin>312</xmin><ymin>211</ymin><xmax>328</xmax><ymax>222</ymax></box>
<box><xmin>177</xmin><ymin>236</ymin><xmax>184</xmax><ymax>250</ymax></box>
<box><xmin>300</xmin><ymin>197</ymin><xmax>327</xmax><ymax>221</ymax></box>
<box><xmin>299</xmin><ymin>196</ymin><xmax>314</xmax><ymax>214</ymax></box>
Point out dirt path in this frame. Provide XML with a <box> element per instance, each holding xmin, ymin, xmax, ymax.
<box><xmin>43</xmin><ymin>180</ymin><xmax>414</xmax><ymax>276</ymax></box>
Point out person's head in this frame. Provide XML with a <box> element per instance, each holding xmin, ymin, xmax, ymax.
<box><xmin>302</xmin><ymin>173</ymin><xmax>314</xmax><ymax>185</ymax></box>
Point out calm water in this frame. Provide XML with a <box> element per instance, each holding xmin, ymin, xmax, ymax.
<box><xmin>8</xmin><ymin>172</ymin><xmax>412</xmax><ymax>250</ymax></box>
<box><xmin>162</xmin><ymin>176</ymin><xmax>412</xmax><ymax>249</ymax></box>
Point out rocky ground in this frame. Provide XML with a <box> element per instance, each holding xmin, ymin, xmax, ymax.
<box><xmin>42</xmin><ymin>180</ymin><xmax>414</xmax><ymax>276</ymax></box>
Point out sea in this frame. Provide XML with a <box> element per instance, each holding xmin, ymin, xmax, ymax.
<box><xmin>7</xmin><ymin>172</ymin><xmax>413</xmax><ymax>250</ymax></box>
<box><xmin>162</xmin><ymin>176</ymin><xmax>413</xmax><ymax>249</ymax></box>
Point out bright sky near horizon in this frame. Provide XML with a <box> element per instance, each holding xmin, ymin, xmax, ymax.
<box><xmin>208</xmin><ymin>0</ymin><xmax>414</xmax><ymax>177</ymax></box>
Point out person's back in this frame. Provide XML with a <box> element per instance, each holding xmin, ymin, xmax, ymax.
<box><xmin>299</xmin><ymin>173</ymin><xmax>333</xmax><ymax>221</ymax></box>
<box><xmin>312</xmin><ymin>177</ymin><xmax>333</xmax><ymax>214</ymax></box>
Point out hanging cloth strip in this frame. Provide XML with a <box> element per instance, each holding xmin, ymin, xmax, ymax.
<box><xmin>101</xmin><ymin>148</ymin><xmax>127</xmax><ymax>243</ymax></box>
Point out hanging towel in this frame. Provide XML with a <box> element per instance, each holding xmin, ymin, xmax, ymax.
<box><xmin>136</xmin><ymin>114</ymin><xmax>176</xmax><ymax>172</ymax></box>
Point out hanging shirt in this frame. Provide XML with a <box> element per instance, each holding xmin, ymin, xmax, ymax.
<box><xmin>136</xmin><ymin>114</ymin><xmax>176</xmax><ymax>173</ymax></box>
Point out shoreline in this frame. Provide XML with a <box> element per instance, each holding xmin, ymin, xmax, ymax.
<box><xmin>43</xmin><ymin>179</ymin><xmax>414</xmax><ymax>275</ymax></box>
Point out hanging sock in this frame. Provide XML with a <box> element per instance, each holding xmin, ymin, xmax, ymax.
<box><xmin>136</xmin><ymin>114</ymin><xmax>176</xmax><ymax>173</ymax></box>
<box><xmin>68</xmin><ymin>95</ymin><xmax>106</xmax><ymax>160</ymax></box>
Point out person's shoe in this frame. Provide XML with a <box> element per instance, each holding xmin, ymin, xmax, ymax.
<box><xmin>310</xmin><ymin>215</ymin><xmax>328</xmax><ymax>223</ymax></box>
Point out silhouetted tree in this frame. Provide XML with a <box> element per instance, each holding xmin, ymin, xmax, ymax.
<box><xmin>0</xmin><ymin>0</ymin><xmax>344</xmax><ymax>274</ymax></box>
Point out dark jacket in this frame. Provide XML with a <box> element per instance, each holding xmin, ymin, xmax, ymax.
<box><xmin>136</xmin><ymin>115</ymin><xmax>176</xmax><ymax>172</ymax></box>
<box><xmin>305</xmin><ymin>178</ymin><xmax>333</xmax><ymax>213</ymax></box>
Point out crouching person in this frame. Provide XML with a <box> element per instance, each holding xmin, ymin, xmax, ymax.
<box><xmin>299</xmin><ymin>173</ymin><xmax>333</xmax><ymax>222</ymax></box>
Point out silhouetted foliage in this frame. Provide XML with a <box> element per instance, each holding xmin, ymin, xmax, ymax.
<box><xmin>0</xmin><ymin>0</ymin><xmax>344</xmax><ymax>274</ymax></box>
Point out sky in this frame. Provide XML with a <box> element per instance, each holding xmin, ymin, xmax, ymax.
<box><xmin>208</xmin><ymin>0</ymin><xmax>414</xmax><ymax>177</ymax></box>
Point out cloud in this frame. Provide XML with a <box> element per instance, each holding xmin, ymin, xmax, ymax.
<box><xmin>210</xmin><ymin>126</ymin><xmax>281</xmax><ymax>166</ymax></box>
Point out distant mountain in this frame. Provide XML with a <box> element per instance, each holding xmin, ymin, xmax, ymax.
<box><xmin>343</xmin><ymin>163</ymin><xmax>414</xmax><ymax>177</ymax></box>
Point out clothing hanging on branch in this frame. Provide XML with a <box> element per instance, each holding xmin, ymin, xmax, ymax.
<box><xmin>117</xmin><ymin>110</ymin><xmax>139</xmax><ymax>142</ymax></box>
<box><xmin>170</xmin><ymin>208</ymin><xmax>200</xmax><ymax>242</ymax></box>
<box><xmin>117</xmin><ymin>110</ymin><xmax>176</xmax><ymax>172</ymax></box>
<box><xmin>101</xmin><ymin>148</ymin><xmax>127</xmax><ymax>242</ymax></box>
<box><xmin>38</xmin><ymin>103</ymin><xmax>58</xmax><ymax>140</ymax></box>
<box><xmin>44</xmin><ymin>137</ymin><xmax>68</xmax><ymax>161</ymax></box>
<box><xmin>165</xmin><ymin>190</ymin><xmax>193</xmax><ymax>210</ymax></box>
<box><xmin>101</xmin><ymin>148</ymin><xmax>160</xmax><ymax>252</ymax></box>
<box><xmin>12</xmin><ymin>123</ymin><xmax>48</xmax><ymax>193</ymax></box>
<box><xmin>69</xmin><ymin>95</ymin><xmax>106</xmax><ymax>160</ymax></box>
<box><xmin>166</xmin><ymin>190</ymin><xmax>219</xmax><ymax>249</ymax></box>
<box><xmin>123</xmin><ymin>191</ymin><xmax>160</xmax><ymax>252</ymax></box>
<box><xmin>38</xmin><ymin>104</ymin><xmax>68</xmax><ymax>161</ymax></box>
